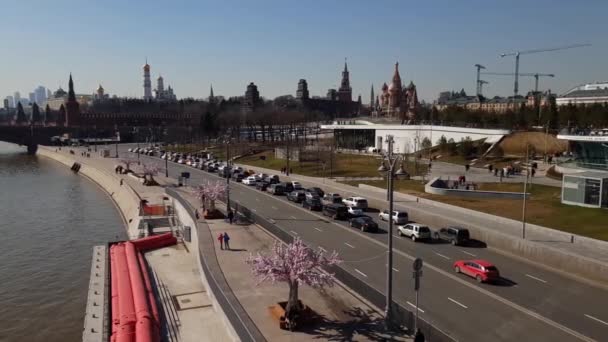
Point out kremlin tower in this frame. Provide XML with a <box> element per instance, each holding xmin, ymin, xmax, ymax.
<box><xmin>143</xmin><ymin>60</ymin><xmax>152</xmax><ymax>101</ymax></box>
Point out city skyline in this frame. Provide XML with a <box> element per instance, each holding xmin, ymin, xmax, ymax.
<box><xmin>1</xmin><ymin>0</ymin><xmax>606</xmax><ymax>103</ymax></box>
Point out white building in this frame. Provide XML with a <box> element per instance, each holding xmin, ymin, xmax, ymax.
<box><xmin>557</xmin><ymin>82</ymin><xmax>608</xmax><ymax>106</ymax></box>
<box><xmin>143</xmin><ymin>62</ymin><xmax>152</xmax><ymax>101</ymax></box>
<box><xmin>154</xmin><ymin>75</ymin><xmax>176</xmax><ymax>102</ymax></box>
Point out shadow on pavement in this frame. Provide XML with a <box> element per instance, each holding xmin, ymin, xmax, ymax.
<box><xmin>297</xmin><ymin>306</ymin><xmax>407</xmax><ymax>341</ymax></box>
<box><xmin>465</xmin><ymin>239</ymin><xmax>487</xmax><ymax>249</ymax></box>
<box><xmin>493</xmin><ymin>277</ymin><xmax>518</xmax><ymax>287</ymax></box>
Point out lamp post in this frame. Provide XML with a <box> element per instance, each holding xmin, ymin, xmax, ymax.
<box><xmin>378</xmin><ymin>135</ymin><xmax>406</xmax><ymax>327</ymax></box>
<box><xmin>163</xmin><ymin>127</ymin><xmax>169</xmax><ymax>178</ymax></box>
<box><xmin>225</xmin><ymin>138</ymin><xmax>231</xmax><ymax>212</ymax></box>
<box><xmin>522</xmin><ymin>143</ymin><xmax>530</xmax><ymax>239</ymax></box>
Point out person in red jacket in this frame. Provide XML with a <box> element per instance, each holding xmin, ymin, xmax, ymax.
<box><xmin>218</xmin><ymin>233</ymin><xmax>224</xmax><ymax>250</ymax></box>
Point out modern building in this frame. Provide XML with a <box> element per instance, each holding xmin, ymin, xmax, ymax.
<box><xmin>143</xmin><ymin>61</ymin><xmax>153</xmax><ymax>101</ymax></box>
<box><xmin>13</xmin><ymin>92</ymin><xmax>21</xmax><ymax>107</ymax></box>
<box><xmin>28</xmin><ymin>92</ymin><xmax>35</xmax><ymax>105</ymax></box>
<box><xmin>5</xmin><ymin>96</ymin><xmax>13</xmax><ymax>108</ymax></box>
<box><xmin>561</xmin><ymin>172</ymin><xmax>608</xmax><ymax>208</ymax></box>
<box><xmin>556</xmin><ymin>82</ymin><xmax>608</xmax><ymax>106</ymax></box>
<box><xmin>34</xmin><ymin>86</ymin><xmax>47</xmax><ymax>105</ymax></box>
<box><xmin>373</xmin><ymin>62</ymin><xmax>419</xmax><ymax>121</ymax></box>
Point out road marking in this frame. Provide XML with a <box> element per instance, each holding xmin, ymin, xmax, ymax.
<box><xmin>392</xmin><ymin>268</ymin><xmax>399</xmax><ymax>273</ymax></box>
<box><xmin>526</xmin><ymin>274</ymin><xmax>548</xmax><ymax>284</ymax></box>
<box><xmin>407</xmin><ymin>301</ymin><xmax>425</xmax><ymax>313</ymax></box>
<box><xmin>393</xmin><ymin>234</ymin><xmax>400</xmax><ymax>239</ymax></box>
<box><xmin>290</xmin><ymin>230</ymin><xmax>298</xmax><ymax>235</ymax></box>
<box><xmin>354</xmin><ymin>269</ymin><xmax>368</xmax><ymax>277</ymax></box>
<box><xmin>272</xmin><ymin>206</ymin><xmax>277</xmax><ymax>210</ymax></box>
<box><xmin>319</xmin><ymin>247</ymin><xmax>327</xmax><ymax>252</ymax></box>
<box><xmin>461</xmin><ymin>250</ymin><xmax>476</xmax><ymax>257</ymax></box>
<box><xmin>344</xmin><ymin>242</ymin><xmax>355</xmax><ymax>249</ymax></box>
<box><xmin>290</xmin><ymin>216</ymin><xmax>297</xmax><ymax>219</ymax></box>
<box><xmin>314</xmin><ymin>227</ymin><xmax>323</xmax><ymax>232</ymax></box>
<box><xmin>251</xmin><ymin>209</ymin><xmax>257</xmax><ymax>212</ymax></box>
<box><xmin>448</xmin><ymin>297</ymin><xmax>468</xmax><ymax>309</ymax></box>
<box><xmin>434</xmin><ymin>252</ymin><xmax>450</xmax><ymax>260</ymax></box>
<box><xmin>584</xmin><ymin>314</ymin><xmax>608</xmax><ymax>326</ymax></box>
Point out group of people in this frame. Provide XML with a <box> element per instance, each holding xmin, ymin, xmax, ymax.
<box><xmin>280</xmin><ymin>167</ymin><xmax>292</xmax><ymax>175</ymax></box>
<box><xmin>217</xmin><ymin>232</ymin><xmax>231</xmax><ymax>250</ymax></box>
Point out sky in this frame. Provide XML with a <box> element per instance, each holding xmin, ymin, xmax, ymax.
<box><xmin>1</xmin><ymin>0</ymin><xmax>607</xmax><ymax>103</ymax></box>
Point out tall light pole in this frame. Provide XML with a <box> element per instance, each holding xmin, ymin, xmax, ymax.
<box><xmin>226</xmin><ymin>138</ymin><xmax>231</xmax><ymax>211</ymax></box>
<box><xmin>522</xmin><ymin>143</ymin><xmax>530</xmax><ymax>239</ymax></box>
<box><xmin>378</xmin><ymin>135</ymin><xmax>406</xmax><ymax>326</ymax></box>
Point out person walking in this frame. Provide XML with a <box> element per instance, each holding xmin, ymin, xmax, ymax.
<box><xmin>227</xmin><ymin>210</ymin><xmax>234</xmax><ymax>225</ymax></box>
<box><xmin>223</xmin><ymin>232</ymin><xmax>231</xmax><ymax>250</ymax></box>
<box><xmin>218</xmin><ymin>233</ymin><xmax>224</xmax><ymax>250</ymax></box>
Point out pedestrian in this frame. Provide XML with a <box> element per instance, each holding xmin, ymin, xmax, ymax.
<box><xmin>414</xmin><ymin>329</ymin><xmax>425</xmax><ymax>342</ymax></box>
<box><xmin>227</xmin><ymin>210</ymin><xmax>234</xmax><ymax>224</ymax></box>
<box><xmin>218</xmin><ymin>233</ymin><xmax>224</xmax><ymax>250</ymax></box>
<box><xmin>223</xmin><ymin>232</ymin><xmax>230</xmax><ymax>250</ymax></box>
<box><xmin>120</xmin><ymin>179</ymin><xmax>124</xmax><ymax>186</ymax></box>
<box><xmin>195</xmin><ymin>209</ymin><xmax>200</xmax><ymax>220</ymax></box>
<box><xmin>531</xmin><ymin>168</ymin><xmax>536</xmax><ymax>177</ymax></box>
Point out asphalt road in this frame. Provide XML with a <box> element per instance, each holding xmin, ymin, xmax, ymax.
<box><xmin>122</xmin><ymin>145</ymin><xmax>608</xmax><ymax>341</ymax></box>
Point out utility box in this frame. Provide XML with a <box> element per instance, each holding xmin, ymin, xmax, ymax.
<box><xmin>184</xmin><ymin>226</ymin><xmax>191</xmax><ymax>242</ymax></box>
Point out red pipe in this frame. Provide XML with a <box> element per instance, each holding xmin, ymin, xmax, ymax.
<box><xmin>138</xmin><ymin>251</ymin><xmax>160</xmax><ymax>341</ymax></box>
<box><xmin>125</xmin><ymin>242</ymin><xmax>154</xmax><ymax>342</ymax></box>
<box><xmin>110</xmin><ymin>245</ymin><xmax>120</xmax><ymax>341</ymax></box>
<box><xmin>114</xmin><ymin>243</ymin><xmax>136</xmax><ymax>342</ymax></box>
<box><xmin>131</xmin><ymin>232</ymin><xmax>177</xmax><ymax>252</ymax></box>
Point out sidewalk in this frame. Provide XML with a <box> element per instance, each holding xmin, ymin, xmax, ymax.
<box><xmin>38</xmin><ymin>146</ymin><xmax>232</xmax><ymax>342</ymax></box>
<box><xmin>204</xmin><ymin>217</ymin><xmax>410</xmax><ymax>341</ymax></box>
<box><xmin>234</xmin><ymin>162</ymin><xmax>608</xmax><ymax>264</ymax></box>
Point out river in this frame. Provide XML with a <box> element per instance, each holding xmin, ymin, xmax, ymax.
<box><xmin>0</xmin><ymin>142</ymin><xmax>126</xmax><ymax>342</ymax></box>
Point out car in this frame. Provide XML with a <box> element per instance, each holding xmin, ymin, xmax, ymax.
<box><xmin>347</xmin><ymin>206</ymin><xmax>364</xmax><ymax>217</ymax></box>
<box><xmin>264</xmin><ymin>175</ymin><xmax>280</xmax><ymax>184</ymax></box>
<box><xmin>434</xmin><ymin>227</ymin><xmax>470</xmax><ymax>246</ymax></box>
<box><xmin>254</xmin><ymin>173</ymin><xmax>269</xmax><ymax>181</ymax></box>
<box><xmin>281</xmin><ymin>182</ymin><xmax>294</xmax><ymax>193</ymax></box>
<box><xmin>305</xmin><ymin>187</ymin><xmax>325</xmax><ymax>197</ymax></box>
<box><xmin>268</xmin><ymin>184</ymin><xmax>285</xmax><ymax>195</ymax></box>
<box><xmin>302</xmin><ymin>196</ymin><xmax>323</xmax><ymax>211</ymax></box>
<box><xmin>287</xmin><ymin>190</ymin><xmax>306</xmax><ymax>203</ymax></box>
<box><xmin>397</xmin><ymin>223</ymin><xmax>432</xmax><ymax>242</ymax></box>
<box><xmin>243</xmin><ymin>176</ymin><xmax>257</xmax><ymax>185</ymax></box>
<box><xmin>291</xmin><ymin>181</ymin><xmax>303</xmax><ymax>190</ymax></box>
<box><xmin>322</xmin><ymin>203</ymin><xmax>349</xmax><ymax>220</ymax></box>
<box><xmin>342</xmin><ymin>197</ymin><xmax>368</xmax><ymax>210</ymax></box>
<box><xmin>379</xmin><ymin>210</ymin><xmax>409</xmax><ymax>224</ymax></box>
<box><xmin>128</xmin><ymin>148</ymin><xmax>133</xmax><ymax>152</ymax></box>
<box><xmin>255</xmin><ymin>181</ymin><xmax>270</xmax><ymax>191</ymax></box>
<box><xmin>453</xmin><ymin>260</ymin><xmax>500</xmax><ymax>283</ymax></box>
<box><xmin>349</xmin><ymin>216</ymin><xmax>379</xmax><ymax>232</ymax></box>
<box><xmin>233</xmin><ymin>173</ymin><xmax>245</xmax><ymax>182</ymax></box>
<box><xmin>177</xmin><ymin>158</ymin><xmax>186</xmax><ymax>164</ymax></box>
<box><xmin>322</xmin><ymin>193</ymin><xmax>343</xmax><ymax>204</ymax></box>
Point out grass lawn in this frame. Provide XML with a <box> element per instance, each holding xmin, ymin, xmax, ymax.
<box><xmin>238</xmin><ymin>150</ymin><xmax>429</xmax><ymax>178</ymax></box>
<box><xmin>349</xmin><ymin>180</ymin><xmax>608</xmax><ymax>241</ymax></box>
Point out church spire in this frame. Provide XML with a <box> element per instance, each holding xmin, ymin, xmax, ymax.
<box><xmin>338</xmin><ymin>58</ymin><xmax>352</xmax><ymax>102</ymax></box>
<box><xmin>210</xmin><ymin>84</ymin><xmax>214</xmax><ymax>98</ymax></box>
<box><xmin>344</xmin><ymin>57</ymin><xmax>348</xmax><ymax>72</ymax></box>
<box><xmin>370</xmin><ymin>85</ymin><xmax>374</xmax><ymax>108</ymax></box>
<box><xmin>68</xmin><ymin>73</ymin><xmax>76</xmax><ymax>102</ymax></box>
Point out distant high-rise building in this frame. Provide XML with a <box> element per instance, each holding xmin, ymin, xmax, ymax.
<box><xmin>14</xmin><ymin>92</ymin><xmax>21</xmax><ymax>106</ymax></box>
<box><xmin>3</xmin><ymin>98</ymin><xmax>8</xmax><ymax>110</ymax></box>
<box><xmin>34</xmin><ymin>86</ymin><xmax>47</xmax><ymax>105</ymax></box>
<box><xmin>243</xmin><ymin>82</ymin><xmax>260</xmax><ymax>113</ymax></box>
<box><xmin>370</xmin><ymin>85</ymin><xmax>374</xmax><ymax>108</ymax></box>
<box><xmin>338</xmin><ymin>59</ymin><xmax>352</xmax><ymax>102</ymax></box>
<box><xmin>143</xmin><ymin>61</ymin><xmax>152</xmax><ymax>101</ymax></box>
<box><xmin>28</xmin><ymin>92</ymin><xmax>35</xmax><ymax>104</ymax></box>
<box><xmin>6</xmin><ymin>96</ymin><xmax>14</xmax><ymax>108</ymax></box>
<box><xmin>47</xmin><ymin>89</ymin><xmax>52</xmax><ymax>99</ymax></box>
<box><xmin>296</xmin><ymin>79</ymin><xmax>309</xmax><ymax>100</ymax></box>
<box><xmin>327</xmin><ymin>89</ymin><xmax>337</xmax><ymax>101</ymax></box>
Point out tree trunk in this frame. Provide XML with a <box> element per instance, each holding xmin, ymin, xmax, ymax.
<box><xmin>285</xmin><ymin>281</ymin><xmax>299</xmax><ymax>319</ymax></box>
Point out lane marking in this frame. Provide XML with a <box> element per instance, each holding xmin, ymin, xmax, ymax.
<box><xmin>354</xmin><ymin>269</ymin><xmax>368</xmax><ymax>277</ymax></box>
<box><xmin>314</xmin><ymin>227</ymin><xmax>323</xmax><ymax>232</ymax></box>
<box><xmin>526</xmin><ymin>274</ymin><xmax>548</xmax><ymax>284</ymax></box>
<box><xmin>407</xmin><ymin>301</ymin><xmax>425</xmax><ymax>313</ymax></box>
<box><xmin>392</xmin><ymin>268</ymin><xmax>400</xmax><ymax>273</ymax></box>
<box><xmin>461</xmin><ymin>250</ymin><xmax>476</xmax><ymax>257</ymax></box>
<box><xmin>290</xmin><ymin>230</ymin><xmax>298</xmax><ymax>235</ymax></box>
<box><xmin>344</xmin><ymin>242</ymin><xmax>355</xmax><ymax>249</ymax></box>
<box><xmin>448</xmin><ymin>297</ymin><xmax>468</xmax><ymax>309</ymax></box>
<box><xmin>272</xmin><ymin>206</ymin><xmax>277</xmax><ymax>210</ymax></box>
<box><xmin>584</xmin><ymin>314</ymin><xmax>608</xmax><ymax>326</ymax></box>
<box><xmin>251</xmin><ymin>209</ymin><xmax>257</xmax><ymax>212</ymax></box>
<box><xmin>434</xmin><ymin>252</ymin><xmax>450</xmax><ymax>260</ymax></box>
<box><xmin>393</xmin><ymin>234</ymin><xmax>401</xmax><ymax>239</ymax></box>
<box><xmin>290</xmin><ymin>216</ymin><xmax>297</xmax><ymax>219</ymax></box>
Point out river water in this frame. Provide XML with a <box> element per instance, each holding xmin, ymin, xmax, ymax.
<box><xmin>0</xmin><ymin>142</ymin><xmax>126</xmax><ymax>342</ymax></box>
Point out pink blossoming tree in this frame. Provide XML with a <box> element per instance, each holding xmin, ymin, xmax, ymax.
<box><xmin>246</xmin><ymin>238</ymin><xmax>340</xmax><ymax>323</ymax></box>
<box><xmin>119</xmin><ymin>158</ymin><xmax>137</xmax><ymax>172</ymax></box>
<box><xmin>192</xmin><ymin>180</ymin><xmax>226</xmax><ymax>211</ymax></box>
<box><xmin>139</xmin><ymin>163</ymin><xmax>162</xmax><ymax>186</ymax></box>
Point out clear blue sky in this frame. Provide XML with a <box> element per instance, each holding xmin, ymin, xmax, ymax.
<box><xmin>2</xmin><ymin>0</ymin><xmax>606</xmax><ymax>103</ymax></box>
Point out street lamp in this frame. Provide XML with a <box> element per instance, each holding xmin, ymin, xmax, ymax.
<box><xmin>377</xmin><ymin>134</ymin><xmax>404</xmax><ymax>326</ymax></box>
<box><xmin>225</xmin><ymin>138</ymin><xmax>232</xmax><ymax>212</ymax></box>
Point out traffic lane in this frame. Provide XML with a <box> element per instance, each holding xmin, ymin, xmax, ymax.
<box><xmin>132</xmin><ymin>152</ymin><xmax>603</xmax><ymax>339</ymax></box>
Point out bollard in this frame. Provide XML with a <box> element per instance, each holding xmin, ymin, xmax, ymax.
<box><xmin>571</xmin><ymin>235</ymin><xmax>574</xmax><ymax>243</ymax></box>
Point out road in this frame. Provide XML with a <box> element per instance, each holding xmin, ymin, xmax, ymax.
<box><xmin>122</xmin><ymin>145</ymin><xmax>608</xmax><ymax>341</ymax></box>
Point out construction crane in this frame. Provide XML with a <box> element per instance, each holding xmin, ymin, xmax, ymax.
<box><xmin>474</xmin><ymin>64</ymin><xmax>486</xmax><ymax>96</ymax></box>
<box><xmin>478</xmin><ymin>80</ymin><xmax>489</xmax><ymax>96</ymax></box>
<box><xmin>499</xmin><ymin>43</ymin><xmax>591</xmax><ymax>97</ymax></box>
<box><xmin>481</xmin><ymin>72</ymin><xmax>555</xmax><ymax>93</ymax></box>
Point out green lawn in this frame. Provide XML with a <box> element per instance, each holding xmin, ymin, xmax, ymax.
<box><xmin>348</xmin><ymin>180</ymin><xmax>608</xmax><ymax>241</ymax></box>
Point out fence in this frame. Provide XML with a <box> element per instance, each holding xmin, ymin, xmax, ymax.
<box><xmin>229</xmin><ymin>201</ymin><xmax>456</xmax><ymax>342</ymax></box>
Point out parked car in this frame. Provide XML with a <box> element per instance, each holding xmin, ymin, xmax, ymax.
<box><xmin>255</xmin><ymin>181</ymin><xmax>270</xmax><ymax>191</ymax></box>
<box><xmin>291</xmin><ymin>181</ymin><xmax>303</xmax><ymax>190</ymax></box>
<box><xmin>268</xmin><ymin>183</ymin><xmax>285</xmax><ymax>195</ymax></box>
<box><xmin>453</xmin><ymin>260</ymin><xmax>500</xmax><ymax>283</ymax></box>
<box><xmin>287</xmin><ymin>190</ymin><xmax>306</xmax><ymax>203</ymax></box>
<box><xmin>342</xmin><ymin>197</ymin><xmax>368</xmax><ymax>210</ymax></box>
<box><xmin>305</xmin><ymin>187</ymin><xmax>325</xmax><ymax>197</ymax></box>
<box><xmin>397</xmin><ymin>223</ymin><xmax>432</xmax><ymax>242</ymax></box>
<box><xmin>243</xmin><ymin>176</ymin><xmax>257</xmax><ymax>185</ymax></box>
<box><xmin>264</xmin><ymin>175</ymin><xmax>280</xmax><ymax>184</ymax></box>
<box><xmin>322</xmin><ymin>203</ymin><xmax>349</xmax><ymax>220</ymax></box>
<box><xmin>302</xmin><ymin>196</ymin><xmax>323</xmax><ymax>211</ymax></box>
<box><xmin>281</xmin><ymin>182</ymin><xmax>294</xmax><ymax>193</ymax></box>
<box><xmin>435</xmin><ymin>227</ymin><xmax>470</xmax><ymax>246</ymax></box>
<box><xmin>233</xmin><ymin>173</ymin><xmax>245</xmax><ymax>182</ymax></box>
<box><xmin>349</xmin><ymin>216</ymin><xmax>379</xmax><ymax>232</ymax></box>
<box><xmin>347</xmin><ymin>206</ymin><xmax>364</xmax><ymax>217</ymax></box>
<box><xmin>322</xmin><ymin>193</ymin><xmax>343</xmax><ymax>204</ymax></box>
<box><xmin>255</xmin><ymin>173</ymin><xmax>269</xmax><ymax>181</ymax></box>
<box><xmin>379</xmin><ymin>210</ymin><xmax>409</xmax><ymax>224</ymax></box>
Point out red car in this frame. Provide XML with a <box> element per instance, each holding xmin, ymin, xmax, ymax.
<box><xmin>453</xmin><ymin>259</ymin><xmax>500</xmax><ymax>283</ymax></box>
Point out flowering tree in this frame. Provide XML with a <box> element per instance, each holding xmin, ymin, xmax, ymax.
<box><xmin>192</xmin><ymin>180</ymin><xmax>226</xmax><ymax>211</ymax></box>
<box><xmin>246</xmin><ymin>238</ymin><xmax>340</xmax><ymax>325</ymax></box>
<box><xmin>139</xmin><ymin>163</ymin><xmax>161</xmax><ymax>186</ymax></box>
<box><xmin>119</xmin><ymin>158</ymin><xmax>137</xmax><ymax>172</ymax></box>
